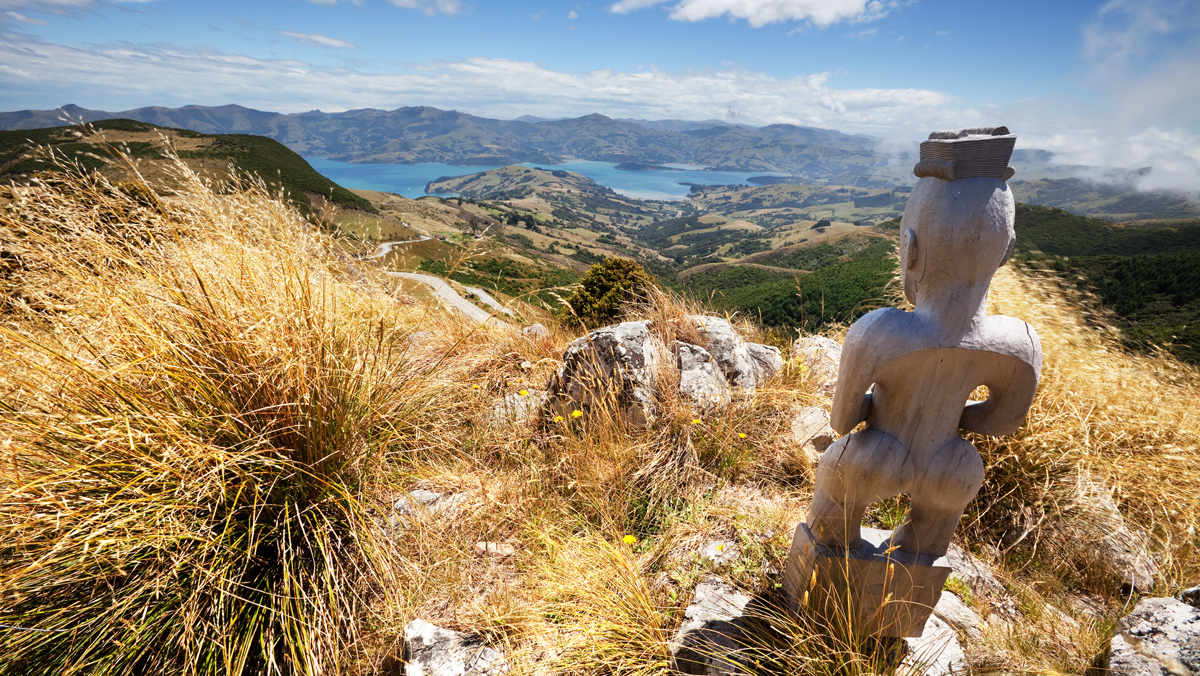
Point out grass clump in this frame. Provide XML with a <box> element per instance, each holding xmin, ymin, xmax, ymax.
<box><xmin>0</xmin><ymin>159</ymin><xmax>434</xmax><ymax>674</ymax></box>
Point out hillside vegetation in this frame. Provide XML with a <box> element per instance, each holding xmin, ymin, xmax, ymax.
<box><xmin>1013</xmin><ymin>204</ymin><xmax>1200</xmax><ymax>364</ymax></box>
<box><xmin>0</xmin><ymin>119</ymin><xmax>374</xmax><ymax>215</ymax></box>
<box><xmin>2</xmin><ymin>156</ymin><xmax>1198</xmax><ymax>675</ymax></box>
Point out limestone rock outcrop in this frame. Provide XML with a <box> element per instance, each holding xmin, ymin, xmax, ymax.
<box><xmin>676</xmin><ymin>342</ymin><xmax>731</xmax><ymax>407</ymax></box>
<box><xmin>402</xmin><ymin>619</ymin><xmax>509</xmax><ymax>676</ymax></box>
<box><xmin>671</xmin><ymin>579</ymin><xmax>753</xmax><ymax>675</ymax></box>
<box><xmin>545</xmin><ymin>317</ymin><xmax>782</xmax><ymax>426</ymax></box>
<box><xmin>791</xmin><ymin>406</ymin><xmax>836</xmax><ymax>465</ymax></box>
<box><xmin>792</xmin><ymin>335</ymin><xmax>841</xmax><ymax>395</ymax></box>
<box><xmin>1108</xmin><ymin>596</ymin><xmax>1200</xmax><ymax>675</ymax></box>
<box><xmin>690</xmin><ymin>316</ymin><xmax>782</xmax><ymax>392</ymax></box>
<box><xmin>546</xmin><ymin>320</ymin><xmax>663</xmax><ymax>425</ymax></box>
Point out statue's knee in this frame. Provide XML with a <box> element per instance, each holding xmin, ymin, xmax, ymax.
<box><xmin>815</xmin><ymin>429</ymin><xmax>910</xmax><ymax>501</ymax></box>
<box><xmin>916</xmin><ymin>438</ymin><xmax>984</xmax><ymax>508</ymax></box>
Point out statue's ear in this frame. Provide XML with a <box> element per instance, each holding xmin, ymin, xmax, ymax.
<box><xmin>904</xmin><ymin>228</ymin><xmax>919</xmax><ymax>270</ymax></box>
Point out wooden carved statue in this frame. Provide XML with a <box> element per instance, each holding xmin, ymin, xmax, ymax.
<box><xmin>784</xmin><ymin>127</ymin><xmax>1043</xmax><ymax>638</ymax></box>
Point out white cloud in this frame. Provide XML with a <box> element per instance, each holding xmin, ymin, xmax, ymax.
<box><xmin>4</xmin><ymin>9</ymin><xmax>46</xmax><ymax>23</ymax></box>
<box><xmin>388</xmin><ymin>0</ymin><xmax>461</xmax><ymax>16</ymax></box>
<box><xmin>0</xmin><ymin>33</ymin><xmax>966</xmax><ymax>135</ymax></box>
<box><xmin>568</xmin><ymin>10</ymin><xmax>578</xmax><ymax>19</ymax></box>
<box><xmin>608</xmin><ymin>0</ymin><xmax>897</xmax><ymax>28</ymax></box>
<box><xmin>0</xmin><ymin>0</ymin><xmax>91</xmax><ymax>15</ymax></box>
<box><xmin>847</xmin><ymin>28</ymin><xmax>875</xmax><ymax>40</ymax></box>
<box><xmin>278</xmin><ymin>30</ymin><xmax>357</xmax><ymax>49</ymax></box>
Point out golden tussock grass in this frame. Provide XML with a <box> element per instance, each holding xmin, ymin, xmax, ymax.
<box><xmin>1</xmin><ymin>151</ymin><xmax>1197</xmax><ymax>675</ymax></box>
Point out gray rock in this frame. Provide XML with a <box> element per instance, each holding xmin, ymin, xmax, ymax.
<box><xmin>1093</xmin><ymin>492</ymin><xmax>1160</xmax><ymax>593</ymax></box>
<box><xmin>932</xmin><ymin>591</ymin><xmax>983</xmax><ymax>640</ymax></box>
<box><xmin>522</xmin><ymin>323</ymin><xmax>549</xmax><ymax>338</ymax></box>
<box><xmin>1109</xmin><ymin>597</ymin><xmax>1200</xmax><ymax>675</ymax></box>
<box><xmin>490</xmin><ymin>390</ymin><xmax>547</xmax><ymax>427</ymax></box>
<box><xmin>677</xmin><ymin>342</ymin><xmax>731</xmax><ymax>407</ymax></box>
<box><xmin>390</xmin><ymin>490</ymin><xmax>468</xmax><ymax>530</ymax></box>
<box><xmin>904</xmin><ymin>614</ymin><xmax>968</xmax><ymax>676</ymax></box>
<box><xmin>744</xmin><ymin>342</ymin><xmax>784</xmax><ymax>385</ymax></box>
<box><xmin>672</xmin><ymin>579</ymin><xmax>753</xmax><ymax>675</ymax></box>
<box><xmin>546</xmin><ymin>320</ymin><xmax>663</xmax><ymax>425</ymax></box>
<box><xmin>792</xmin><ymin>335</ymin><xmax>842</xmax><ymax>395</ymax></box>
<box><xmin>403</xmin><ymin>619</ymin><xmax>509</xmax><ymax>676</ymax></box>
<box><xmin>791</xmin><ymin>406</ymin><xmax>836</xmax><ymax>464</ymax></box>
<box><xmin>690</xmin><ymin>316</ymin><xmax>781</xmax><ymax>392</ymax></box>
<box><xmin>944</xmin><ymin>543</ymin><xmax>1006</xmax><ymax>600</ymax></box>
<box><xmin>1180</xmin><ymin>587</ymin><xmax>1200</xmax><ymax>608</ymax></box>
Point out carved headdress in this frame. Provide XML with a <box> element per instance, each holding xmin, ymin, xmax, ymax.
<box><xmin>914</xmin><ymin>126</ymin><xmax>1016</xmax><ymax>181</ymax></box>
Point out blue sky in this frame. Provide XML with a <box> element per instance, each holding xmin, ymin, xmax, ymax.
<box><xmin>1</xmin><ymin>0</ymin><xmax>1198</xmax><ymax>187</ymax></box>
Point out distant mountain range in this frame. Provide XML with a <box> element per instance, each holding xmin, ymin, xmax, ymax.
<box><xmin>0</xmin><ymin>103</ymin><xmax>878</xmax><ymax>176</ymax></box>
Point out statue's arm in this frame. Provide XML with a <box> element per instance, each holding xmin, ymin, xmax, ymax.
<box><xmin>958</xmin><ymin>361</ymin><xmax>1039</xmax><ymax>436</ymax></box>
<box><xmin>830</xmin><ymin>318</ymin><xmax>883</xmax><ymax>435</ymax></box>
<box><xmin>960</xmin><ymin>321</ymin><xmax>1043</xmax><ymax>436</ymax></box>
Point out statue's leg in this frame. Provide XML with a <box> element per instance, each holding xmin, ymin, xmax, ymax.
<box><xmin>807</xmin><ymin>428</ymin><xmax>913</xmax><ymax>550</ymax></box>
<box><xmin>894</xmin><ymin>437</ymin><xmax>985</xmax><ymax>556</ymax></box>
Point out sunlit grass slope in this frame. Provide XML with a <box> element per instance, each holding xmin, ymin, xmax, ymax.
<box><xmin>1</xmin><ymin>155</ymin><xmax>1197</xmax><ymax>675</ymax></box>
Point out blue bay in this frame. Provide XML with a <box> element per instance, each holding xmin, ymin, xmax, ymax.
<box><xmin>305</xmin><ymin>157</ymin><xmax>772</xmax><ymax>201</ymax></box>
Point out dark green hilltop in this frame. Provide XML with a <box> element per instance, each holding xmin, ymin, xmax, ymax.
<box><xmin>0</xmin><ymin>118</ymin><xmax>375</xmax><ymax>215</ymax></box>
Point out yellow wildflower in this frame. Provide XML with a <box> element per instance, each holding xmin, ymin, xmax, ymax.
<box><xmin>692</xmin><ymin>418</ymin><xmax>702</xmax><ymax>425</ymax></box>
<box><xmin>622</xmin><ymin>535</ymin><xmax>637</xmax><ymax>545</ymax></box>
<box><xmin>519</xmin><ymin>389</ymin><xmax>528</xmax><ymax>396</ymax></box>
<box><xmin>472</xmin><ymin>384</ymin><xmax>481</xmax><ymax>389</ymax></box>
<box><xmin>571</xmin><ymin>409</ymin><xmax>583</xmax><ymax>419</ymax></box>
<box><xmin>738</xmin><ymin>432</ymin><xmax>747</xmax><ymax>439</ymax></box>
<box><xmin>553</xmin><ymin>415</ymin><xmax>564</xmax><ymax>423</ymax></box>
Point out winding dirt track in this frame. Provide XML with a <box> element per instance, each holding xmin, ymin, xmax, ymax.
<box><xmin>389</xmin><ymin>272</ymin><xmax>513</xmax><ymax>329</ymax></box>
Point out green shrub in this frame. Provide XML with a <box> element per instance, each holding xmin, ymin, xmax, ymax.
<box><xmin>559</xmin><ymin>258</ymin><xmax>656</xmax><ymax>328</ymax></box>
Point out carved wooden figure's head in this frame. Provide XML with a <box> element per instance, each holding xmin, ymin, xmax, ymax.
<box><xmin>900</xmin><ymin>176</ymin><xmax>1016</xmax><ymax>307</ymax></box>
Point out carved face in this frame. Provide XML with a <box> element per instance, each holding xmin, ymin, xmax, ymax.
<box><xmin>899</xmin><ymin>176</ymin><xmax>1015</xmax><ymax>306</ymax></box>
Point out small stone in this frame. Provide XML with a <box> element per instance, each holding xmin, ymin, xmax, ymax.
<box><xmin>474</xmin><ymin>542</ymin><xmax>516</xmax><ymax>559</ymax></box>
<box><xmin>403</xmin><ymin>619</ymin><xmax>509</xmax><ymax>676</ymax></box>
<box><xmin>490</xmin><ymin>390</ymin><xmax>547</xmax><ymax>427</ymax></box>
<box><xmin>522</xmin><ymin>323</ymin><xmax>549</xmax><ymax>338</ymax></box>
<box><xmin>1108</xmin><ymin>597</ymin><xmax>1200</xmax><ymax>675</ymax></box>
<box><xmin>390</xmin><ymin>491</ymin><xmax>467</xmax><ymax>530</ymax></box>
<box><xmin>1179</xmin><ymin>586</ymin><xmax>1200</xmax><ymax>608</ymax></box>
<box><xmin>672</xmin><ymin>579</ymin><xmax>753</xmax><ymax>675</ymax></box>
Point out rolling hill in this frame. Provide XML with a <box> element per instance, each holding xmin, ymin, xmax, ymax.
<box><xmin>0</xmin><ymin>118</ymin><xmax>374</xmax><ymax>215</ymax></box>
<box><xmin>0</xmin><ymin>103</ymin><xmax>879</xmax><ymax>175</ymax></box>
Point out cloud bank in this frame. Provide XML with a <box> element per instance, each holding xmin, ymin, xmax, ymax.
<box><xmin>608</xmin><ymin>0</ymin><xmax>896</xmax><ymax>28</ymax></box>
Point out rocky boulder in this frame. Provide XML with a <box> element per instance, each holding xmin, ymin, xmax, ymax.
<box><xmin>1109</xmin><ymin>596</ymin><xmax>1200</xmax><ymax>675</ymax></box>
<box><xmin>402</xmin><ymin>619</ymin><xmax>509</xmax><ymax>676</ymax></box>
<box><xmin>546</xmin><ymin>320</ymin><xmax>663</xmax><ymax>425</ymax></box>
<box><xmin>690</xmin><ymin>316</ymin><xmax>782</xmax><ymax>392</ymax></box>
<box><xmin>676</xmin><ymin>342</ymin><xmax>731</xmax><ymax>407</ymax></box>
<box><xmin>672</xmin><ymin>579</ymin><xmax>753</xmax><ymax>675</ymax></box>
<box><xmin>793</xmin><ymin>335</ymin><xmax>842</xmax><ymax>395</ymax></box>
<box><xmin>791</xmin><ymin>406</ymin><xmax>836</xmax><ymax>465</ymax></box>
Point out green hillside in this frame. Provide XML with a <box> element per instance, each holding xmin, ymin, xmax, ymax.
<box><xmin>1015</xmin><ymin>204</ymin><xmax>1200</xmax><ymax>364</ymax></box>
<box><xmin>0</xmin><ymin>119</ymin><xmax>374</xmax><ymax>215</ymax></box>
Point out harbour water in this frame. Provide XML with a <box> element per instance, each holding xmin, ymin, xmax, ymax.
<box><xmin>305</xmin><ymin>157</ymin><xmax>771</xmax><ymax>201</ymax></box>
